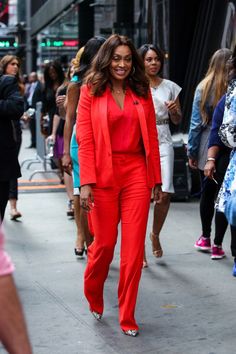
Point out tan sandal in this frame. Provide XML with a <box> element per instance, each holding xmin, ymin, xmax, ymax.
<box><xmin>10</xmin><ymin>209</ymin><xmax>22</xmax><ymax>220</ymax></box>
<box><xmin>150</xmin><ymin>232</ymin><xmax>163</xmax><ymax>258</ymax></box>
<box><xmin>143</xmin><ymin>246</ymin><xmax>148</xmax><ymax>268</ymax></box>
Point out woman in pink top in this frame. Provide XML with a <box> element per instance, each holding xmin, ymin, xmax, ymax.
<box><xmin>0</xmin><ymin>228</ymin><xmax>14</xmax><ymax>277</ymax></box>
<box><xmin>0</xmin><ymin>227</ymin><xmax>32</xmax><ymax>353</ymax></box>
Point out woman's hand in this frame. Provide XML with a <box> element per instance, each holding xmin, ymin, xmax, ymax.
<box><xmin>80</xmin><ymin>185</ymin><xmax>94</xmax><ymax>212</ymax></box>
<box><xmin>188</xmin><ymin>158</ymin><xmax>198</xmax><ymax>169</ymax></box>
<box><xmin>153</xmin><ymin>184</ymin><xmax>163</xmax><ymax>204</ymax></box>
<box><xmin>62</xmin><ymin>153</ymin><xmax>72</xmax><ymax>175</ymax></box>
<box><xmin>56</xmin><ymin>95</ymin><xmax>66</xmax><ymax>109</ymax></box>
<box><xmin>165</xmin><ymin>99</ymin><xmax>182</xmax><ymax>124</ymax></box>
<box><xmin>46</xmin><ymin>134</ymin><xmax>56</xmax><ymax>144</ymax></box>
<box><xmin>21</xmin><ymin>112</ymin><xmax>30</xmax><ymax>123</ymax></box>
<box><xmin>165</xmin><ymin>100</ymin><xmax>178</xmax><ymax>114</ymax></box>
<box><xmin>56</xmin><ymin>95</ymin><xmax>66</xmax><ymax>119</ymax></box>
<box><xmin>40</xmin><ymin>114</ymin><xmax>49</xmax><ymax>137</ymax></box>
<box><xmin>204</xmin><ymin>160</ymin><xmax>216</xmax><ymax>179</ymax></box>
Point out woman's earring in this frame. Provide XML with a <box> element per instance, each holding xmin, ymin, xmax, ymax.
<box><xmin>132</xmin><ymin>66</ymin><xmax>136</xmax><ymax>76</ymax></box>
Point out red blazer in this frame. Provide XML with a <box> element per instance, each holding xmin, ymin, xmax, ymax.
<box><xmin>76</xmin><ymin>84</ymin><xmax>162</xmax><ymax>188</ymax></box>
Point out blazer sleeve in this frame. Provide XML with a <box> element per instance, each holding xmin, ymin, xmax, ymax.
<box><xmin>0</xmin><ymin>75</ymin><xmax>24</xmax><ymax>120</ymax></box>
<box><xmin>76</xmin><ymin>84</ymin><xmax>97</xmax><ymax>186</ymax></box>
<box><xmin>147</xmin><ymin>91</ymin><xmax>162</xmax><ymax>184</ymax></box>
<box><xmin>208</xmin><ymin>95</ymin><xmax>226</xmax><ymax>148</ymax></box>
<box><xmin>187</xmin><ymin>88</ymin><xmax>202</xmax><ymax>158</ymax></box>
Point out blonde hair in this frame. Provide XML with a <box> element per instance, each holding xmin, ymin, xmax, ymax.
<box><xmin>71</xmin><ymin>47</ymin><xmax>84</xmax><ymax>72</ymax></box>
<box><xmin>199</xmin><ymin>48</ymin><xmax>232</xmax><ymax>124</ymax></box>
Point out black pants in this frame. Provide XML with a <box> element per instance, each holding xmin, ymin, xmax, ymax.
<box><xmin>29</xmin><ymin>115</ymin><xmax>36</xmax><ymax>147</ymax></box>
<box><xmin>199</xmin><ymin>152</ymin><xmax>229</xmax><ymax>242</ymax></box>
<box><xmin>199</xmin><ymin>151</ymin><xmax>236</xmax><ymax>256</ymax></box>
<box><xmin>0</xmin><ymin>180</ymin><xmax>10</xmax><ymax>222</ymax></box>
<box><xmin>230</xmin><ymin>226</ymin><xmax>236</xmax><ymax>257</ymax></box>
<box><xmin>9</xmin><ymin>136</ymin><xmax>22</xmax><ymax>200</ymax></box>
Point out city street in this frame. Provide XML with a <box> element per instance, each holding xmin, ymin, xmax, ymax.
<box><xmin>1</xmin><ymin>129</ymin><xmax>236</xmax><ymax>354</ymax></box>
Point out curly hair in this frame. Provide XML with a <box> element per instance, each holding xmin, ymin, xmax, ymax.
<box><xmin>84</xmin><ymin>34</ymin><xmax>149</xmax><ymax>98</ymax></box>
<box><xmin>71</xmin><ymin>47</ymin><xmax>84</xmax><ymax>73</ymax></box>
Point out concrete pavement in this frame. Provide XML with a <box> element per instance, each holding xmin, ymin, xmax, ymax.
<box><xmin>1</xmin><ymin>128</ymin><xmax>236</xmax><ymax>354</ymax></box>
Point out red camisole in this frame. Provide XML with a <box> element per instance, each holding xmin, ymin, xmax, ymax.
<box><xmin>107</xmin><ymin>88</ymin><xmax>144</xmax><ymax>154</ymax></box>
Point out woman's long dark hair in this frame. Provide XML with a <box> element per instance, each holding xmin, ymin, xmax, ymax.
<box><xmin>43</xmin><ymin>60</ymin><xmax>64</xmax><ymax>89</ymax></box>
<box><xmin>78</xmin><ymin>36</ymin><xmax>106</xmax><ymax>79</ymax></box>
<box><xmin>85</xmin><ymin>34</ymin><xmax>149</xmax><ymax>98</ymax></box>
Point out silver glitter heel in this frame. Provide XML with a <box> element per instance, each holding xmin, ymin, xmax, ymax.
<box><xmin>122</xmin><ymin>329</ymin><xmax>139</xmax><ymax>337</ymax></box>
<box><xmin>91</xmin><ymin>310</ymin><xmax>102</xmax><ymax>321</ymax></box>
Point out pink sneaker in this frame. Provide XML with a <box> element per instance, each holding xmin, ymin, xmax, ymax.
<box><xmin>211</xmin><ymin>245</ymin><xmax>225</xmax><ymax>260</ymax></box>
<box><xmin>194</xmin><ymin>235</ymin><xmax>211</xmax><ymax>251</ymax></box>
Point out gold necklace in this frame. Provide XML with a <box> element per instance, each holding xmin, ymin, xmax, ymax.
<box><xmin>112</xmin><ymin>87</ymin><xmax>125</xmax><ymax>94</ymax></box>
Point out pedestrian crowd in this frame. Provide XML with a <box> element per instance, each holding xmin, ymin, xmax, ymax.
<box><xmin>0</xmin><ymin>34</ymin><xmax>236</xmax><ymax>351</ymax></box>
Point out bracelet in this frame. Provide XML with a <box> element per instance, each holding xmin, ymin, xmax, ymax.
<box><xmin>206</xmin><ymin>157</ymin><xmax>216</xmax><ymax>162</ymax></box>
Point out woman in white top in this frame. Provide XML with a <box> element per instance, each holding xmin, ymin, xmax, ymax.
<box><xmin>139</xmin><ymin>44</ymin><xmax>182</xmax><ymax>266</ymax></box>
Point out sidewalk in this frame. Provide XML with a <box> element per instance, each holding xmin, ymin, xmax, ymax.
<box><xmin>1</xmin><ymin>128</ymin><xmax>236</xmax><ymax>354</ymax></box>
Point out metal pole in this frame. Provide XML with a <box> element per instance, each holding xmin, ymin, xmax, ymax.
<box><xmin>26</xmin><ymin>0</ymin><xmax>32</xmax><ymax>74</ymax></box>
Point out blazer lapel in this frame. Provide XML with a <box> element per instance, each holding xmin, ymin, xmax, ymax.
<box><xmin>97</xmin><ymin>89</ymin><xmax>112</xmax><ymax>154</ymax></box>
<box><xmin>130</xmin><ymin>92</ymin><xmax>150</xmax><ymax>156</ymax></box>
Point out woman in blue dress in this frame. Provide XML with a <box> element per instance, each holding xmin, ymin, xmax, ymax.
<box><xmin>62</xmin><ymin>37</ymin><xmax>105</xmax><ymax>257</ymax></box>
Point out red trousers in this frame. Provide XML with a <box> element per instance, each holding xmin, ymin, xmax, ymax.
<box><xmin>84</xmin><ymin>154</ymin><xmax>151</xmax><ymax>331</ymax></box>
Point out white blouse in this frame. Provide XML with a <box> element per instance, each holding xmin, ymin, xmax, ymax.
<box><xmin>151</xmin><ymin>79</ymin><xmax>182</xmax><ymax>145</ymax></box>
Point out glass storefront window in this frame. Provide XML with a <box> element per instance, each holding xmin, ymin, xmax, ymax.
<box><xmin>93</xmin><ymin>0</ymin><xmax>116</xmax><ymax>37</ymax></box>
<box><xmin>37</xmin><ymin>4</ymin><xmax>78</xmax><ymax>70</ymax></box>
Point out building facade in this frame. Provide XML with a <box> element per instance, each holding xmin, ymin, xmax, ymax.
<box><xmin>14</xmin><ymin>0</ymin><xmax>236</xmax><ymax>131</ymax></box>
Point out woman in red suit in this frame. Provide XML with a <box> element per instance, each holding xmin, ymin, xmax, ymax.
<box><xmin>76</xmin><ymin>34</ymin><xmax>162</xmax><ymax>337</ymax></box>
